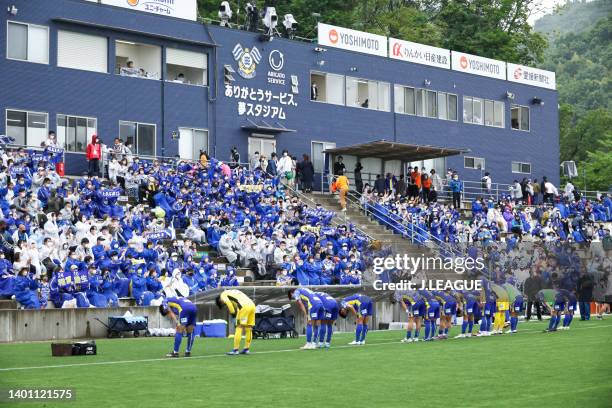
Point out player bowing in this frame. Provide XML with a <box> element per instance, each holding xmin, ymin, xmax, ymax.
<box><xmin>216</xmin><ymin>289</ymin><xmax>256</xmax><ymax>355</ymax></box>
<box><xmin>160</xmin><ymin>296</ymin><xmax>197</xmax><ymax>358</ymax></box>
<box><xmin>315</xmin><ymin>291</ymin><xmax>339</xmax><ymax>348</ymax></box>
<box><xmin>288</xmin><ymin>287</ymin><xmax>325</xmax><ymax>350</ymax></box>
<box><xmin>339</xmin><ymin>294</ymin><xmax>373</xmax><ymax>345</ymax></box>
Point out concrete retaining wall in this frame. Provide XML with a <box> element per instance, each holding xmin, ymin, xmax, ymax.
<box><xmin>0</xmin><ymin>302</ymin><xmax>404</xmax><ymax>343</ymax></box>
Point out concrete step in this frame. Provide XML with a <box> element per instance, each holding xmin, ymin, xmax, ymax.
<box><xmin>0</xmin><ymin>299</ymin><xmax>18</xmax><ymax>310</ymax></box>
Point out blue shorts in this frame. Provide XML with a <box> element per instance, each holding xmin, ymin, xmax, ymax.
<box><xmin>412</xmin><ymin>301</ymin><xmax>426</xmax><ymax>317</ymax></box>
<box><xmin>464</xmin><ymin>300</ymin><xmax>479</xmax><ymax>315</ymax></box>
<box><xmin>568</xmin><ymin>301</ymin><xmax>577</xmax><ymax>312</ymax></box>
<box><xmin>484</xmin><ymin>301</ymin><xmax>496</xmax><ymax>316</ymax></box>
<box><xmin>553</xmin><ymin>301</ymin><xmax>566</xmax><ymax>311</ymax></box>
<box><xmin>322</xmin><ymin>300</ymin><xmax>339</xmax><ymax>321</ymax></box>
<box><xmin>179</xmin><ymin>304</ymin><xmax>197</xmax><ymax>327</ymax></box>
<box><xmin>443</xmin><ymin>301</ymin><xmax>457</xmax><ymax>316</ymax></box>
<box><xmin>513</xmin><ymin>300</ymin><xmax>524</xmax><ymax>313</ymax></box>
<box><xmin>357</xmin><ymin>301</ymin><xmax>373</xmax><ymax>317</ymax></box>
<box><xmin>427</xmin><ymin>301</ymin><xmax>440</xmax><ymax>320</ymax></box>
<box><xmin>308</xmin><ymin>303</ymin><xmax>325</xmax><ymax>321</ymax></box>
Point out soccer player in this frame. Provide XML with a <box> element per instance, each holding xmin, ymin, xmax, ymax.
<box><xmin>159</xmin><ymin>296</ymin><xmax>197</xmax><ymax>358</ymax></box>
<box><xmin>507</xmin><ymin>292</ymin><xmax>525</xmax><ymax>334</ymax></box>
<box><xmin>491</xmin><ymin>284</ymin><xmax>509</xmax><ymax>335</ymax></box>
<box><xmin>455</xmin><ymin>290</ymin><xmax>479</xmax><ymax>338</ymax></box>
<box><xmin>433</xmin><ymin>289</ymin><xmax>457</xmax><ymax>339</ymax></box>
<box><xmin>560</xmin><ymin>290</ymin><xmax>577</xmax><ymax>330</ymax></box>
<box><xmin>544</xmin><ymin>289</ymin><xmax>568</xmax><ymax>332</ymax></box>
<box><xmin>288</xmin><ymin>287</ymin><xmax>325</xmax><ymax>350</ymax></box>
<box><xmin>477</xmin><ymin>286</ymin><xmax>496</xmax><ymax>337</ymax></box>
<box><xmin>315</xmin><ymin>291</ymin><xmax>339</xmax><ymax>348</ymax></box>
<box><xmin>339</xmin><ymin>293</ymin><xmax>373</xmax><ymax>345</ymax></box>
<box><xmin>216</xmin><ymin>289</ymin><xmax>256</xmax><ymax>355</ymax></box>
<box><xmin>421</xmin><ymin>290</ymin><xmax>440</xmax><ymax>341</ymax></box>
<box><xmin>396</xmin><ymin>291</ymin><xmax>425</xmax><ymax>343</ymax></box>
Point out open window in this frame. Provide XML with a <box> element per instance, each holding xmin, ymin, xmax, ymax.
<box><xmin>310</xmin><ymin>71</ymin><xmax>344</xmax><ymax>105</ymax></box>
<box><xmin>166</xmin><ymin>48</ymin><xmax>207</xmax><ymax>86</ymax></box>
<box><xmin>115</xmin><ymin>40</ymin><xmax>161</xmax><ymax>79</ymax></box>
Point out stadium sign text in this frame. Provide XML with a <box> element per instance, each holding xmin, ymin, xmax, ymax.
<box><xmin>99</xmin><ymin>0</ymin><xmax>197</xmax><ymax>21</ymax></box>
<box><xmin>389</xmin><ymin>38</ymin><xmax>450</xmax><ymax>69</ymax></box>
<box><xmin>451</xmin><ymin>51</ymin><xmax>506</xmax><ymax>80</ymax></box>
<box><xmin>318</xmin><ymin>23</ymin><xmax>388</xmax><ymax>57</ymax></box>
<box><xmin>507</xmin><ymin>63</ymin><xmax>556</xmax><ymax>90</ymax></box>
<box><xmin>373</xmin><ymin>279</ymin><xmax>483</xmax><ymax>291</ymax></box>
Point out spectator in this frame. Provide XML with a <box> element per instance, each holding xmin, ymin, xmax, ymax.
<box><xmin>430</xmin><ymin>169</ymin><xmax>443</xmax><ymax>201</ymax></box>
<box><xmin>354</xmin><ymin>161</ymin><xmax>363</xmax><ymax>193</ymax></box>
<box><xmin>543</xmin><ymin>178</ymin><xmax>559</xmax><ymax>204</ymax></box>
<box><xmin>374</xmin><ymin>174</ymin><xmax>385</xmax><ymax>195</ymax></box>
<box><xmin>396</xmin><ymin>174</ymin><xmax>406</xmax><ymax>197</ymax></box>
<box><xmin>299</xmin><ymin>154</ymin><xmax>315</xmax><ymax>193</ymax></box>
<box><xmin>229</xmin><ymin>146</ymin><xmax>240</xmax><ymax>168</ymax></box>
<box><xmin>86</xmin><ymin>135</ymin><xmax>102</xmax><ymax>177</ymax></box>
<box><xmin>266</xmin><ymin>152</ymin><xmax>278</xmax><ymax>176</ymax></box>
<box><xmin>409</xmin><ymin>167</ymin><xmax>421</xmax><ymax>200</ymax></box>
<box><xmin>250</xmin><ymin>151</ymin><xmax>260</xmax><ymax>171</ymax></box>
<box><xmin>44</xmin><ymin>131</ymin><xmax>59</xmax><ymax>148</ymax></box>
<box><xmin>333</xmin><ymin>156</ymin><xmax>345</xmax><ymax>176</ymax></box>
<box><xmin>531</xmin><ymin>178</ymin><xmax>540</xmax><ymax>205</ymax></box>
<box><xmin>421</xmin><ymin>169</ymin><xmax>431</xmax><ymax>203</ymax></box>
<box><xmin>576</xmin><ymin>270</ymin><xmax>594</xmax><ymax>320</ymax></box>
<box><xmin>564</xmin><ymin>181</ymin><xmax>575</xmax><ymax>200</ymax></box>
<box><xmin>524</xmin><ymin>271</ymin><xmax>543</xmax><ymax>321</ymax></box>
<box><xmin>335</xmin><ymin>171</ymin><xmax>349</xmax><ymax>212</ymax></box>
<box><xmin>449</xmin><ymin>173</ymin><xmax>463</xmax><ymax>209</ymax></box>
<box><xmin>510</xmin><ymin>180</ymin><xmax>523</xmax><ymax>204</ymax></box>
<box><xmin>481</xmin><ymin>172</ymin><xmax>492</xmax><ymax>197</ymax></box>
<box><xmin>277</xmin><ymin>150</ymin><xmax>293</xmax><ymax>185</ymax></box>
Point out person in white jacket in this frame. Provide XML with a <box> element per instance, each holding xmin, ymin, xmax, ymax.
<box><xmin>277</xmin><ymin>150</ymin><xmax>293</xmax><ymax>184</ymax></box>
<box><xmin>108</xmin><ymin>158</ymin><xmax>120</xmax><ymax>184</ymax></box>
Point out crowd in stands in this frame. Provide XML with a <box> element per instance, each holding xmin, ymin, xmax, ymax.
<box><xmin>0</xmin><ymin>135</ymin><xmax>370</xmax><ymax>309</ymax></box>
<box><xmin>357</xmin><ymin>166</ymin><xmax>612</xmax><ymax>297</ymax></box>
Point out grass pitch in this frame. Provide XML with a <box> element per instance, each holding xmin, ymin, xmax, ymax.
<box><xmin>1</xmin><ymin>320</ymin><xmax>611</xmax><ymax>408</ymax></box>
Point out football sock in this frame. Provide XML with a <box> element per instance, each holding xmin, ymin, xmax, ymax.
<box><xmin>468</xmin><ymin>319</ymin><xmax>474</xmax><ymax>333</ymax></box>
<box><xmin>306</xmin><ymin>324</ymin><xmax>312</xmax><ymax>343</ymax></box>
<box><xmin>326</xmin><ymin>323</ymin><xmax>333</xmax><ymax>343</ymax></box>
<box><xmin>567</xmin><ymin>315</ymin><xmax>573</xmax><ymax>326</ymax></box>
<box><xmin>415</xmin><ymin>327</ymin><xmax>420</xmax><ymax>339</ymax></box>
<box><xmin>406</xmin><ymin>329</ymin><xmax>412</xmax><ymax>339</ymax></box>
<box><xmin>360</xmin><ymin>324</ymin><xmax>368</xmax><ymax>342</ymax></box>
<box><xmin>355</xmin><ymin>324</ymin><xmax>363</xmax><ymax>342</ymax></box>
<box><xmin>430</xmin><ymin>321</ymin><xmax>436</xmax><ymax>337</ymax></box>
<box><xmin>186</xmin><ymin>331</ymin><xmax>195</xmax><ymax>352</ymax></box>
<box><xmin>554</xmin><ymin>315</ymin><xmax>562</xmax><ymax>329</ymax></box>
<box><xmin>245</xmin><ymin>327</ymin><xmax>252</xmax><ymax>349</ymax></box>
<box><xmin>234</xmin><ymin>326</ymin><xmax>243</xmax><ymax>350</ymax></box>
<box><xmin>424</xmin><ymin>320</ymin><xmax>431</xmax><ymax>339</ymax></box>
<box><xmin>461</xmin><ymin>320</ymin><xmax>468</xmax><ymax>334</ymax></box>
<box><xmin>318</xmin><ymin>324</ymin><xmax>327</xmax><ymax>343</ymax></box>
<box><xmin>510</xmin><ymin>316</ymin><xmax>518</xmax><ymax>331</ymax></box>
<box><xmin>173</xmin><ymin>332</ymin><xmax>183</xmax><ymax>353</ymax></box>
<box><xmin>313</xmin><ymin>324</ymin><xmax>319</xmax><ymax>343</ymax></box>
<box><xmin>548</xmin><ymin>315</ymin><xmax>556</xmax><ymax>330</ymax></box>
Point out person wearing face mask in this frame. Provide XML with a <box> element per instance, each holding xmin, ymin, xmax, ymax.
<box><xmin>276</xmin><ymin>150</ymin><xmax>293</xmax><ymax>185</ymax></box>
<box><xmin>449</xmin><ymin>173</ymin><xmax>463</xmax><ymax>210</ymax></box>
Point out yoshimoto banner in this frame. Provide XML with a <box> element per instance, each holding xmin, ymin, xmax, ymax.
<box><xmin>389</xmin><ymin>38</ymin><xmax>450</xmax><ymax>69</ymax></box>
<box><xmin>318</xmin><ymin>23</ymin><xmax>387</xmax><ymax>57</ymax></box>
<box><xmin>507</xmin><ymin>63</ymin><xmax>556</xmax><ymax>90</ymax></box>
<box><xmin>451</xmin><ymin>51</ymin><xmax>506</xmax><ymax>80</ymax></box>
<box><xmin>101</xmin><ymin>0</ymin><xmax>197</xmax><ymax>21</ymax></box>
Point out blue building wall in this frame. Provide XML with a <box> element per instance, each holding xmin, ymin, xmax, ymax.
<box><xmin>0</xmin><ymin>0</ymin><xmax>559</xmax><ymax>184</ymax></box>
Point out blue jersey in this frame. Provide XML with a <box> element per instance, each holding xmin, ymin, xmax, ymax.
<box><xmin>293</xmin><ymin>287</ymin><xmax>324</xmax><ymax>320</ymax></box>
<box><xmin>316</xmin><ymin>291</ymin><xmax>339</xmax><ymax>320</ymax></box>
<box><xmin>162</xmin><ymin>296</ymin><xmax>197</xmax><ymax>326</ymax></box>
<box><xmin>341</xmin><ymin>294</ymin><xmax>373</xmax><ymax>317</ymax></box>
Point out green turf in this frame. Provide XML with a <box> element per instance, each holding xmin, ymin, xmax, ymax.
<box><xmin>1</xmin><ymin>320</ymin><xmax>611</xmax><ymax>408</ymax></box>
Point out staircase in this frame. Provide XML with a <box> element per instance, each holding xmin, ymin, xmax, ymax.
<box><xmin>305</xmin><ymin>192</ymin><xmax>459</xmax><ymax>281</ymax></box>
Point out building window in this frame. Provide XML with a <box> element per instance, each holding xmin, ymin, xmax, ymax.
<box><xmin>310</xmin><ymin>71</ymin><xmax>345</xmax><ymax>105</ymax></box>
<box><xmin>57</xmin><ymin>30</ymin><xmax>107</xmax><ymax>73</ymax></box>
<box><xmin>7</xmin><ymin>21</ymin><xmax>49</xmax><ymax>64</ymax></box>
<box><xmin>6</xmin><ymin>109</ymin><xmax>48</xmax><ymax>147</ymax></box>
<box><xmin>115</xmin><ymin>40</ymin><xmax>161</xmax><ymax>79</ymax></box>
<box><xmin>346</xmin><ymin>77</ymin><xmax>390</xmax><ymax>111</ymax></box>
<box><xmin>512</xmin><ymin>161</ymin><xmax>531</xmax><ymax>174</ymax></box>
<box><xmin>166</xmin><ymin>48</ymin><xmax>207</xmax><ymax>86</ymax></box>
<box><xmin>178</xmin><ymin>128</ymin><xmax>208</xmax><ymax>160</ymax></box>
<box><xmin>484</xmin><ymin>100</ymin><xmax>505</xmax><ymax>128</ymax></box>
<box><xmin>511</xmin><ymin>105</ymin><xmax>530</xmax><ymax>131</ymax></box>
<box><xmin>464</xmin><ymin>156</ymin><xmax>485</xmax><ymax>170</ymax></box>
<box><xmin>119</xmin><ymin>121</ymin><xmax>156</xmax><ymax>156</ymax></box>
<box><xmin>437</xmin><ymin>92</ymin><xmax>458</xmax><ymax>121</ymax></box>
<box><xmin>57</xmin><ymin>115</ymin><xmax>97</xmax><ymax>153</ymax></box>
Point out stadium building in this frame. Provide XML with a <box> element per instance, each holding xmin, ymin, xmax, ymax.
<box><xmin>0</xmin><ymin>0</ymin><xmax>559</xmax><ymax>186</ymax></box>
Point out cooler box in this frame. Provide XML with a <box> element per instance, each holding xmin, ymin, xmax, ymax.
<box><xmin>198</xmin><ymin>320</ymin><xmax>227</xmax><ymax>338</ymax></box>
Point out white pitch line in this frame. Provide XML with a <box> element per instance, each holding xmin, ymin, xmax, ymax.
<box><xmin>1</xmin><ymin>323</ymin><xmax>611</xmax><ymax>372</ymax></box>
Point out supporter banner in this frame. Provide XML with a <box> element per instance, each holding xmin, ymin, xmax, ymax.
<box><xmin>507</xmin><ymin>63</ymin><xmax>556</xmax><ymax>90</ymax></box>
<box><xmin>99</xmin><ymin>189</ymin><xmax>122</xmax><ymax>198</ymax></box>
<box><xmin>101</xmin><ymin>0</ymin><xmax>197</xmax><ymax>21</ymax></box>
<box><xmin>147</xmin><ymin>229</ymin><xmax>172</xmax><ymax>240</ymax></box>
<box><xmin>318</xmin><ymin>23</ymin><xmax>388</xmax><ymax>57</ymax></box>
<box><xmin>45</xmin><ymin>146</ymin><xmax>64</xmax><ymax>155</ymax></box>
<box><xmin>9</xmin><ymin>166</ymin><xmax>27</xmax><ymax>176</ymax></box>
<box><xmin>451</xmin><ymin>51</ymin><xmax>506</xmax><ymax>80</ymax></box>
<box><xmin>239</xmin><ymin>184</ymin><xmax>264</xmax><ymax>193</ymax></box>
<box><xmin>389</xmin><ymin>38</ymin><xmax>450</xmax><ymax>69</ymax></box>
<box><xmin>300</xmin><ymin>225</ymin><xmax>321</xmax><ymax>234</ymax></box>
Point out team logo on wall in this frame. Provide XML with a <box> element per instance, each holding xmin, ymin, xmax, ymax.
<box><xmin>233</xmin><ymin>43</ymin><xmax>262</xmax><ymax>79</ymax></box>
<box><xmin>268</xmin><ymin>50</ymin><xmax>284</xmax><ymax>71</ymax></box>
